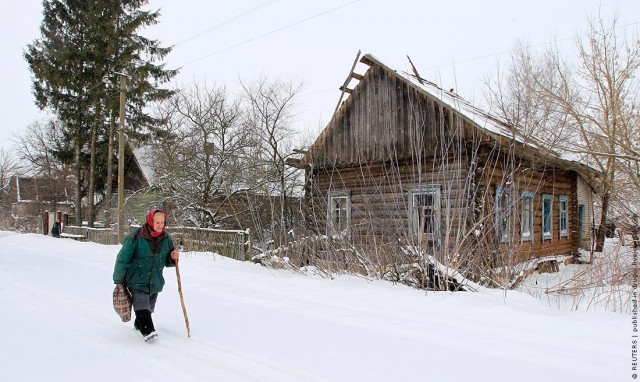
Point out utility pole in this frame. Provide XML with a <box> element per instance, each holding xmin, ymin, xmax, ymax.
<box><xmin>117</xmin><ymin>74</ymin><xmax>127</xmax><ymax>243</ymax></box>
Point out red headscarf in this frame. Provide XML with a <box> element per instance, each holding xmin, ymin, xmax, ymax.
<box><xmin>145</xmin><ymin>209</ymin><xmax>167</xmax><ymax>238</ymax></box>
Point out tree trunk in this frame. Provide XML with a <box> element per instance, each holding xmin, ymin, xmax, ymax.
<box><xmin>595</xmin><ymin>190</ymin><xmax>611</xmax><ymax>252</ymax></box>
<box><xmin>105</xmin><ymin>112</ymin><xmax>115</xmax><ymax>225</ymax></box>
<box><xmin>74</xmin><ymin>137</ymin><xmax>82</xmax><ymax>226</ymax></box>
<box><xmin>279</xmin><ymin>161</ymin><xmax>287</xmax><ymax>245</ymax></box>
<box><xmin>596</xmin><ymin>152</ymin><xmax>616</xmax><ymax>253</ymax></box>
<box><xmin>87</xmin><ymin>104</ymin><xmax>101</xmax><ymax>228</ymax></box>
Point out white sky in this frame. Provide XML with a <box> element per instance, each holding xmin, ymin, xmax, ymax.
<box><xmin>2</xmin><ymin>0</ymin><xmax>639</xmax><ymax>152</ymax></box>
<box><xmin>0</xmin><ymin>230</ymin><xmax>629</xmax><ymax>381</ymax></box>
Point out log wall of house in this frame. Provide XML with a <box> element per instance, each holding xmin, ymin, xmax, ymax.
<box><xmin>308</xmin><ymin>154</ymin><xmax>471</xmax><ymax>245</ymax></box>
<box><xmin>474</xmin><ymin>144</ymin><xmax>578</xmax><ymax>262</ymax></box>
<box><xmin>576</xmin><ymin>175</ymin><xmax>595</xmax><ymax>250</ymax></box>
<box><xmin>308</xmin><ymin>140</ymin><xmax>581</xmax><ymax>263</ymax></box>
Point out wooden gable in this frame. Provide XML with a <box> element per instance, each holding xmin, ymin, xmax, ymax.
<box><xmin>303</xmin><ymin>61</ymin><xmax>462</xmax><ymax>168</ymax></box>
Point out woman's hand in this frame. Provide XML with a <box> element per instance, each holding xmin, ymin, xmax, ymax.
<box><xmin>171</xmin><ymin>250</ymin><xmax>180</xmax><ymax>261</ymax></box>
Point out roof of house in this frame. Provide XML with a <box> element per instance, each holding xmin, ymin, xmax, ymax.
<box><xmin>10</xmin><ymin>176</ymin><xmax>73</xmax><ymax>204</ymax></box>
<box><xmin>132</xmin><ymin>145</ymin><xmax>156</xmax><ymax>187</ymax></box>
<box><xmin>295</xmin><ymin>53</ymin><xmax>596</xmax><ymax>179</ymax></box>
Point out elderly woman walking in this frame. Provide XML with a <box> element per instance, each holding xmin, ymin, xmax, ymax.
<box><xmin>113</xmin><ymin>208</ymin><xmax>180</xmax><ymax>341</ymax></box>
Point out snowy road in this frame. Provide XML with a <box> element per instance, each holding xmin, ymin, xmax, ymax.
<box><xmin>0</xmin><ymin>232</ymin><xmax>628</xmax><ymax>381</ymax></box>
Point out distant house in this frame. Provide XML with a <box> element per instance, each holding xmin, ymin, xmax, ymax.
<box><xmin>101</xmin><ymin>145</ymin><xmax>161</xmax><ymax>225</ymax></box>
<box><xmin>289</xmin><ymin>54</ymin><xmax>597</xmax><ymax>267</ymax></box>
<box><xmin>133</xmin><ymin>145</ymin><xmax>295</xmax><ymax>236</ymax></box>
<box><xmin>6</xmin><ymin>143</ymin><xmax>158</xmax><ymax>231</ymax></box>
<box><xmin>8</xmin><ymin>175</ymin><xmax>74</xmax><ymax>232</ymax></box>
<box><xmin>124</xmin><ymin>144</ymin><xmax>151</xmax><ymax>192</ymax></box>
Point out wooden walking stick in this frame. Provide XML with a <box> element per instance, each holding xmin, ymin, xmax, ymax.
<box><xmin>175</xmin><ymin>258</ymin><xmax>191</xmax><ymax>337</ymax></box>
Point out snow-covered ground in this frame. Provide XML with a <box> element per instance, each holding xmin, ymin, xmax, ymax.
<box><xmin>0</xmin><ymin>231</ymin><xmax>630</xmax><ymax>381</ymax></box>
<box><xmin>519</xmin><ymin>241</ymin><xmax>635</xmax><ymax>313</ymax></box>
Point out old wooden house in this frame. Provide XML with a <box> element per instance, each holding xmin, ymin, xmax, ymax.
<box><xmin>7</xmin><ymin>175</ymin><xmax>74</xmax><ymax>232</ymax></box>
<box><xmin>290</xmin><ymin>54</ymin><xmax>597</xmax><ymax>270</ymax></box>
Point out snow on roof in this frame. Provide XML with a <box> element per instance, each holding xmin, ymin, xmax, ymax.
<box><xmin>408</xmin><ymin>75</ymin><xmax>531</xmax><ymax>143</ymax></box>
<box><xmin>361</xmin><ymin>54</ymin><xmax>597</xmax><ymax>172</ymax></box>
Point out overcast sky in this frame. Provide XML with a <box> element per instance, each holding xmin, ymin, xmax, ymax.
<box><xmin>2</xmin><ymin>0</ymin><xmax>638</xmax><ymax>152</ymax></box>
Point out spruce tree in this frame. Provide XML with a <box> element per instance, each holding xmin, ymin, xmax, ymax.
<box><xmin>25</xmin><ymin>0</ymin><xmax>177</xmax><ymax>226</ymax></box>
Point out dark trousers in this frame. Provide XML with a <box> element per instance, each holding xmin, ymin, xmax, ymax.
<box><xmin>128</xmin><ymin>288</ymin><xmax>159</xmax><ymax>313</ymax></box>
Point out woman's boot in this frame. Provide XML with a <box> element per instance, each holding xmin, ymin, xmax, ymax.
<box><xmin>134</xmin><ymin>309</ymin><xmax>157</xmax><ymax>341</ymax></box>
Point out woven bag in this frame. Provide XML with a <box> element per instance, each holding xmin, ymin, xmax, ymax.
<box><xmin>113</xmin><ymin>284</ymin><xmax>132</xmax><ymax>322</ymax></box>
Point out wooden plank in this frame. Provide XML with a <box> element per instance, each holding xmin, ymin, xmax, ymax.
<box><xmin>407</xmin><ymin>55</ymin><xmax>424</xmax><ymax>84</ymax></box>
<box><xmin>333</xmin><ymin>49</ymin><xmax>362</xmax><ymax>119</ymax></box>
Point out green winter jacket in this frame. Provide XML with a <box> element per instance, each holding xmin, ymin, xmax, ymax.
<box><xmin>113</xmin><ymin>228</ymin><xmax>176</xmax><ymax>295</ymax></box>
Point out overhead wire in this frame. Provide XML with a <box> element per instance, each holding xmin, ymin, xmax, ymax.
<box><xmin>297</xmin><ymin>19</ymin><xmax>640</xmax><ymax>112</ymax></box>
<box><xmin>179</xmin><ymin>0</ymin><xmax>361</xmax><ymax>67</ymax></box>
<box><xmin>419</xmin><ymin>20</ymin><xmax>640</xmax><ymax>73</ymax></box>
<box><xmin>144</xmin><ymin>4</ymin><xmax>640</xmax><ymax>125</ymax></box>
<box><xmin>172</xmin><ymin>0</ymin><xmax>279</xmax><ymax>48</ymax></box>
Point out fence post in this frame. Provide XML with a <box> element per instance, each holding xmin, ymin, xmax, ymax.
<box><xmin>245</xmin><ymin>228</ymin><xmax>251</xmax><ymax>261</ymax></box>
<box><xmin>43</xmin><ymin>211</ymin><xmax>49</xmax><ymax>235</ymax></box>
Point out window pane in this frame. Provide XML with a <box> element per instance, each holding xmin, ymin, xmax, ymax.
<box><xmin>415</xmin><ymin>193</ymin><xmax>434</xmax><ymax>208</ymax></box>
<box><xmin>522</xmin><ymin>198</ymin><xmax>532</xmax><ymax>235</ymax></box>
<box><xmin>543</xmin><ymin>198</ymin><xmax>551</xmax><ymax>234</ymax></box>
<box><xmin>500</xmin><ymin>194</ymin><xmax>510</xmax><ymax>232</ymax></box>
<box><xmin>412</xmin><ymin>189</ymin><xmax>439</xmax><ymax>237</ymax></box>
<box><xmin>330</xmin><ymin>195</ymin><xmax>349</xmax><ymax>233</ymax></box>
<box><xmin>495</xmin><ymin>188</ymin><xmax>510</xmax><ymax>242</ymax></box>
<box><xmin>559</xmin><ymin>199</ymin><xmax>568</xmax><ymax>234</ymax></box>
<box><xmin>421</xmin><ymin>207</ymin><xmax>433</xmax><ymax>233</ymax></box>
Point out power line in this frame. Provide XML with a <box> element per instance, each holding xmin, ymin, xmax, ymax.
<box><xmin>173</xmin><ymin>0</ymin><xmax>279</xmax><ymax>48</ymax></box>
<box><xmin>179</xmin><ymin>0</ymin><xmax>361</xmax><ymax>67</ymax></box>
<box><xmin>300</xmin><ymin>19</ymin><xmax>640</xmax><ymax>116</ymax></box>
<box><xmin>420</xmin><ymin>20</ymin><xmax>640</xmax><ymax>73</ymax></box>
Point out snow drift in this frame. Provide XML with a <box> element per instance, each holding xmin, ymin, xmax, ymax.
<box><xmin>0</xmin><ymin>232</ymin><xmax>627</xmax><ymax>381</ymax></box>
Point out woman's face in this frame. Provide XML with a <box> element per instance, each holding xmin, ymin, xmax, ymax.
<box><xmin>152</xmin><ymin>212</ymin><xmax>165</xmax><ymax>233</ymax></box>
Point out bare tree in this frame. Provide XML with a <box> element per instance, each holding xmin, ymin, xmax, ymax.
<box><xmin>484</xmin><ymin>40</ymin><xmax>574</xmax><ymax>147</ymax></box>
<box><xmin>0</xmin><ymin>147</ymin><xmax>20</xmax><ymax>210</ymax></box>
<box><xmin>5</xmin><ymin>120</ymin><xmax>75</xmax><ymax>231</ymax></box>
<box><xmin>15</xmin><ymin>120</ymin><xmax>74</xmax><ymax>205</ymax></box>
<box><xmin>17</xmin><ymin>120</ymin><xmax>64</xmax><ymax>178</ymax></box>
<box><xmin>486</xmin><ymin>12</ymin><xmax>640</xmax><ymax>252</ymax></box>
<box><xmin>152</xmin><ymin>82</ymin><xmax>257</xmax><ymax>228</ymax></box>
<box><xmin>241</xmin><ymin>75</ymin><xmax>304</xmax><ymax>246</ymax></box>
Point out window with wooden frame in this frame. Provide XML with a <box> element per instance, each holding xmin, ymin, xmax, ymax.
<box><xmin>409</xmin><ymin>186</ymin><xmax>441</xmax><ymax>242</ymax></box>
<box><xmin>328</xmin><ymin>191</ymin><xmax>351</xmax><ymax>236</ymax></box>
<box><xmin>520</xmin><ymin>191</ymin><xmax>534</xmax><ymax>242</ymax></box>
<box><xmin>495</xmin><ymin>186</ymin><xmax>511</xmax><ymax>244</ymax></box>
<box><xmin>541</xmin><ymin>194</ymin><xmax>553</xmax><ymax>241</ymax></box>
<box><xmin>558</xmin><ymin>195</ymin><xmax>569</xmax><ymax>238</ymax></box>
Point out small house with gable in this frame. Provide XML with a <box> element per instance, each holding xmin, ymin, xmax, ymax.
<box><xmin>8</xmin><ymin>175</ymin><xmax>74</xmax><ymax>232</ymax></box>
<box><xmin>289</xmin><ymin>53</ymin><xmax>597</xmax><ymax>271</ymax></box>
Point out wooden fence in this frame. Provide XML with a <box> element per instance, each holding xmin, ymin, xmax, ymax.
<box><xmin>169</xmin><ymin>227</ymin><xmax>251</xmax><ymax>261</ymax></box>
<box><xmin>260</xmin><ymin>235</ymin><xmax>370</xmax><ymax>274</ymax></box>
<box><xmin>62</xmin><ymin>225</ymin><xmax>251</xmax><ymax>261</ymax></box>
<box><xmin>63</xmin><ymin>226</ymin><xmax>120</xmax><ymax>245</ymax></box>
